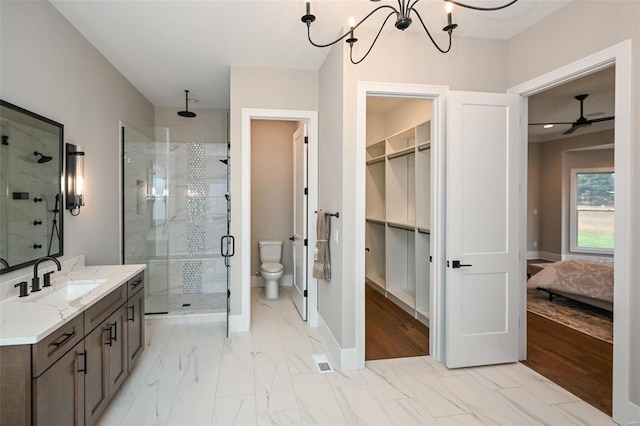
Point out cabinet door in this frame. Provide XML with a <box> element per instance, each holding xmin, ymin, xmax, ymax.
<box><xmin>33</xmin><ymin>341</ymin><xmax>86</xmax><ymax>426</ymax></box>
<box><xmin>108</xmin><ymin>304</ymin><xmax>129</xmax><ymax>396</ymax></box>
<box><xmin>84</xmin><ymin>318</ymin><xmax>110</xmax><ymax>425</ymax></box>
<box><xmin>127</xmin><ymin>289</ymin><xmax>145</xmax><ymax>371</ymax></box>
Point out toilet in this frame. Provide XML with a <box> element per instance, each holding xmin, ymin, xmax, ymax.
<box><xmin>259</xmin><ymin>240</ymin><xmax>284</xmax><ymax>299</ymax></box>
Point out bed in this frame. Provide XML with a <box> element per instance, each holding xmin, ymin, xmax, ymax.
<box><xmin>527</xmin><ymin>259</ymin><xmax>614</xmax><ymax>311</ymax></box>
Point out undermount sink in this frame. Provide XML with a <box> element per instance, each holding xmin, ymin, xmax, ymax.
<box><xmin>38</xmin><ymin>279</ymin><xmax>108</xmax><ymax>303</ymax></box>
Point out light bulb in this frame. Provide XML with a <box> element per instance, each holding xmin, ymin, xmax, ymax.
<box><xmin>445</xmin><ymin>2</ymin><xmax>453</xmax><ymax>13</ymax></box>
<box><xmin>349</xmin><ymin>17</ymin><xmax>356</xmax><ymax>28</ymax></box>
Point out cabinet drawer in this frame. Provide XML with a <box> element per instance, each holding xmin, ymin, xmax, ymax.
<box><xmin>83</xmin><ymin>284</ymin><xmax>127</xmax><ymax>335</ymax></box>
<box><xmin>32</xmin><ymin>314</ymin><xmax>84</xmax><ymax>378</ymax></box>
<box><xmin>127</xmin><ymin>271</ymin><xmax>144</xmax><ymax>298</ymax></box>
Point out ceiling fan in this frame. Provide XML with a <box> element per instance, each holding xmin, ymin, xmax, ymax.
<box><xmin>529</xmin><ymin>94</ymin><xmax>615</xmax><ymax>135</ymax></box>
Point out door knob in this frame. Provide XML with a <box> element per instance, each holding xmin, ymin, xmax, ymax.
<box><xmin>451</xmin><ymin>260</ymin><xmax>472</xmax><ymax>269</ymax></box>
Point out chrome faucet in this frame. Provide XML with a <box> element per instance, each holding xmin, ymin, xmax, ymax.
<box><xmin>32</xmin><ymin>256</ymin><xmax>62</xmax><ymax>292</ymax></box>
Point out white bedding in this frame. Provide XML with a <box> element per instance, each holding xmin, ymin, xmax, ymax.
<box><xmin>527</xmin><ymin>259</ymin><xmax>614</xmax><ymax>310</ymax></box>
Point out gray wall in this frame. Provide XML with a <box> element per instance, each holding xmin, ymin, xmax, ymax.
<box><xmin>250</xmin><ymin>120</ymin><xmax>296</xmax><ymax>278</ymax></box>
<box><xmin>154</xmin><ymin>107</ymin><xmax>228</xmax><ymax>144</ymax></box>
<box><xmin>229</xmin><ymin>66</ymin><xmax>319</xmax><ymax>315</ymax></box>
<box><xmin>320</xmin><ymin>30</ymin><xmax>510</xmax><ymax>348</ymax></box>
<box><xmin>0</xmin><ymin>1</ymin><xmax>154</xmax><ymax>277</ymax></box>
<box><xmin>507</xmin><ymin>0</ymin><xmax>640</xmax><ymax>409</ymax></box>
<box><xmin>529</xmin><ymin>130</ymin><xmax>614</xmax><ymax>258</ymax></box>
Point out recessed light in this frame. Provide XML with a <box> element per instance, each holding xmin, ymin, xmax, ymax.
<box><xmin>543</xmin><ymin>124</ymin><xmax>554</xmax><ymax>129</ymax></box>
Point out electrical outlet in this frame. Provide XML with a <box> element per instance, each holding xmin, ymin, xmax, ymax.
<box><xmin>333</xmin><ymin>230</ymin><xmax>339</xmax><ymax>244</ymax></box>
<box><xmin>533</xmin><ymin>241</ymin><xmax>538</xmax><ymax>248</ymax></box>
<box><xmin>533</xmin><ymin>208</ymin><xmax>538</xmax><ymax>215</ymax></box>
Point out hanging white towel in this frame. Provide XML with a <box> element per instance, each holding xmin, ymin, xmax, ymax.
<box><xmin>312</xmin><ymin>210</ymin><xmax>331</xmax><ymax>281</ymax></box>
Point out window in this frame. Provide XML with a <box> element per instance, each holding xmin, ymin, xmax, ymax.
<box><xmin>570</xmin><ymin>168</ymin><xmax>614</xmax><ymax>253</ymax></box>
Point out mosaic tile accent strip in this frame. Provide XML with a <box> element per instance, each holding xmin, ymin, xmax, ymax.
<box><xmin>183</xmin><ymin>143</ymin><xmax>207</xmax><ymax>294</ymax></box>
<box><xmin>182</xmin><ymin>260</ymin><xmax>203</xmax><ymax>294</ymax></box>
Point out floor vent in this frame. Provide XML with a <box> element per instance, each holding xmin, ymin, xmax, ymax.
<box><xmin>312</xmin><ymin>354</ymin><xmax>333</xmax><ymax>373</ymax></box>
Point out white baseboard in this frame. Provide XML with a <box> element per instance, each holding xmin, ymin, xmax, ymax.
<box><xmin>535</xmin><ymin>251</ymin><xmax>562</xmax><ymax>262</ymax></box>
<box><xmin>317</xmin><ymin>314</ymin><xmax>359</xmax><ymax>372</ymax></box>
<box><xmin>229</xmin><ymin>313</ymin><xmax>249</xmax><ymax>332</ymax></box>
<box><xmin>251</xmin><ymin>274</ymin><xmax>293</xmax><ymax>287</ymax></box>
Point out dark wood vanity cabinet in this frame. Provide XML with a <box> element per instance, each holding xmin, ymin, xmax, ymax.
<box><xmin>85</xmin><ymin>304</ymin><xmax>129</xmax><ymax>424</ymax></box>
<box><xmin>32</xmin><ymin>341</ymin><xmax>86</xmax><ymax>426</ymax></box>
<box><xmin>0</xmin><ymin>272</ymin><xmax>145</xmax><ymax>426</ymax></box>
<box><xmin>127</xmin><ymin>283</ymin><xmax>145</xmax><ymax>370</ymax></box>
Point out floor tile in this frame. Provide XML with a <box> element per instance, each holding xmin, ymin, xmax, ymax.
<box><xmin>98</xmin><ymin>287</ymin><xmax>612</xmax><ymax>426</ymax></box>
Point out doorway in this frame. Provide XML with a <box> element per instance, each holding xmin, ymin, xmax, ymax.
<box><xmin>522</xmin><ymin>66</ymin><xmax>615</xmax><ymax>415</ymax></box>
<box><xmin>510</xmin><ymin>41</ymin><xmax>632</xmax><ymax>424</ymax></box>
<box><xmin>239</xmin><ymin>109</ymin><xmax>319</xmax><ymax>329</ymax></box>
<box><xmin>364</xmin><ymin>95</ymin><xmax>432</xmax><ymax>360</ymax></box>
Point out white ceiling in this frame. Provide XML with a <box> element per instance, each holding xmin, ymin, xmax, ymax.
<box><xmin>51</xmin><ymin>0</ymin><xmax>573</xmax><ymax>109</ymax></box>
<box><xmin>527</xmin><ymin>66</ymin><xmax>615</xmax><ymax>142</ymax></box>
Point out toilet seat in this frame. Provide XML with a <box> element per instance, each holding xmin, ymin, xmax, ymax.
<box><xmin>261</xmin><ymin>262</ymin><xmax>283</xmax><ymax>273</ymax></box>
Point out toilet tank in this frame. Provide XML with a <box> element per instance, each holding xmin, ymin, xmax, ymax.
<box><xmin>259</xmin><ymin>240</ymin><xmax>283</xmax><ymax>263</ymax></box>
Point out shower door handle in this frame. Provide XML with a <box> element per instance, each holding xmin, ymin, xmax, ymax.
<box><xmin>221</xmin><ymin>235</ymin><xmax>235</xmax><ymax>258</ymax></box>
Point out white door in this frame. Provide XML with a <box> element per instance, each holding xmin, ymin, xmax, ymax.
<box><xmin>445</xmin><ymin>91</ymin><xmax>521</xmax><ymax>368</ymax></box>
<box><xmin>292</xmin><ymin>124</ymin><xmax>308</xmax><ymax>320</ymax></box>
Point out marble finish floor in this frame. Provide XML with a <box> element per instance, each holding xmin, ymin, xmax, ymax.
<box><xmin>98</xmin><ymin>287</ymin><xmax>613</xmax><ymax>425</ymax></box>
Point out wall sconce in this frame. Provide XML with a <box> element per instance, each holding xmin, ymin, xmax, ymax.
<box><xmin>65</xmin><ymin>143</ymin><xmax>85</xmax><ymax>216</ymax></box>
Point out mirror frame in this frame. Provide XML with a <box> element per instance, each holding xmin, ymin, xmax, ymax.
<box><xmin>0</xmin><ymin>99</ymin><xmax>64</xmax><ymax>274</ymax></box>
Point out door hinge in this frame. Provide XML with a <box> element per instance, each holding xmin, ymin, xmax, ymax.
<box><xmin>304</xmin><ymin>136</ymin><xmax>308</xmax><ymax>144</ymax></box>
<box><xmin>429</xmin><ymin>256</ymin><xmax>433</xmax><ymax>262</ymax></box>
<box><xmin>227</xmin><ymin>289</ymin><xmax>230</xmax><ymax>297</ymax></box>
<box><xmin>304</xmin><ymin>239</ymin><xmax>308</xmax><ymax>246</ymax></box>
<box><xmin>304</xmin><ymin>289</ymin><xmax>308</xmax><ymax>297</ymax></box>
<box><xmin>304</xmin><ymin>187</ymin><xmax>308</xmax><ymax>195</ymax></box>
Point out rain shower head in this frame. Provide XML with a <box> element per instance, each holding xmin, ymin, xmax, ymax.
<box><xmin>177</xmin><ymin>90</ymin><xmax>197</xmax><ymax>118</ymax></box>
<box><xmin>34</xmin><ymin>151</ymin><xmax>53</xmax><ymax>163</ymax></box>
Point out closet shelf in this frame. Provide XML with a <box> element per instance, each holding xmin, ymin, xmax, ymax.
<box><xmin>366</xmin><ymin>217</ymin><xmax>386</xmax><ymax>225</ymax></box>
<box><xmin>366</xmin><ymin>275</ymin><xmax>386</xmax><ymax>293</ymax></box>
<box><xmin>386</xmin><ymin>288</ymin><xmax>416</xmax><ymax>313</ymax></box>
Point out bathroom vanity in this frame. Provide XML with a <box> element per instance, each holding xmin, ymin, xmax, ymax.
<box><xmin>0</xmin><ymin>262</ymin><xmax>146</xmax><ymax>426</ymax></box>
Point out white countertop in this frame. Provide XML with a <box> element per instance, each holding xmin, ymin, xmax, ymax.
<box><xmin>0</xmin><ymin>264</ymin><xmax>146</xmax><ymax>346</ymax></box>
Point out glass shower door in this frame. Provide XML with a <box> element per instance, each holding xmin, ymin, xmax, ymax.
<box><xmin>122</xmin><ymin>124</ymin><xmax>170</xmax><ymax>314</ymax></box>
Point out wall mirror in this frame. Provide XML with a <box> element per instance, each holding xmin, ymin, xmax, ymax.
<box><xmin>0</xmin><ymin>100</ymin><xmax>63</xmax><ymax>274</ymax></box>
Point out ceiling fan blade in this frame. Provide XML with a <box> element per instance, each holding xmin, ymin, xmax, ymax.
<box><xmin>562</xmin><ymin>126</ymin><xmax>580</xmax><ymax>135</ymax></box>
<box><xmin>587</xmin><ymin>115</ymin><xmax>615</xmax><ymax>124</ymax></box>
<box><xmin>528</xmin><ymin>122</ymin><xmax>575</xmax><ymax>126</ymax></box>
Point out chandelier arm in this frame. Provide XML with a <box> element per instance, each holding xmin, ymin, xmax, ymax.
<box><xmin>408</xmin><ymin>0</ymin><xmax>421</xmax><ymax>12</ymax></box>
<box><xmin>412</xmin><ymin>9</ymin><xmax>452</xmax><ymax>54</ymax></box>
<box><xmin>306</xmin><ymin>4</ymin><xmax>398</xmax><ymax>48</ymax></box>
<box><xmin>446</xmin><ymin>0</ymin><xmax>519</xmax><ymax>12</ymax></box>
<box><xmin>350</xmin><ymin>11</ymin><xmax>396</xmax><ymax>65</ymax></box>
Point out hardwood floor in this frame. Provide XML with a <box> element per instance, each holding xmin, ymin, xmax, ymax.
<box><xmin>365</xmin><ymin>283</ymin><xmax>429</xmax><ymax>361</ymax></box>
<box><xmin>523</xmin><ymin>311</ymin><xmax>613</xmax><ymax>416</ymax></box>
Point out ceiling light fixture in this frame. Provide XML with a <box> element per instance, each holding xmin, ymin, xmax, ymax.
<box><xmin>543</xmin><ymin>124</ymin><xmax>554</xmax><ymax>129</ymax></box>
<box><xmin>301</xmin><ymin>0</ymin><xmax>519</xmax><ymax>64</ymax></box>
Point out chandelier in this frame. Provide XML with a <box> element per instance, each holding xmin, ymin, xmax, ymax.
<box><xmin>301</xmin><ymin>0</ymin><xmax>519</xmax><ymax>64</ymax></box>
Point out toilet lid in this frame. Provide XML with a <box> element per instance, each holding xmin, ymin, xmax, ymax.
<box><xmin>261</xmin><ymin>262</ymin><xmax>283</xmax><ymax>273</ymax></box>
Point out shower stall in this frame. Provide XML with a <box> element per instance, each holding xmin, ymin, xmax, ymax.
<box><xmin>121</xmin><ymin>124</ymin><xmax>231</xmax><ymax>320</ymax></box>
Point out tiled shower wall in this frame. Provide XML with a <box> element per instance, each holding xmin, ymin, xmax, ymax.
<box><xmin>166</xmin><ymin>142</ymin><xmax>227</xmax><ymax>296</ymax></box>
